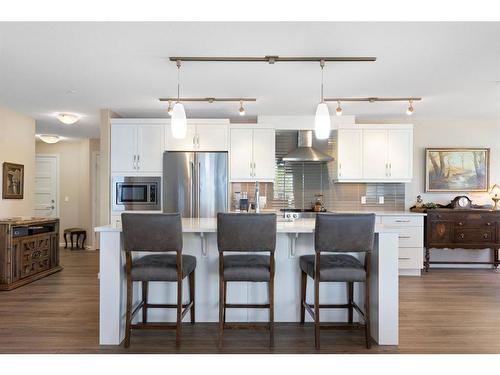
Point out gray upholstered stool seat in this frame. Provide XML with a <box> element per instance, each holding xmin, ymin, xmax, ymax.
<box><xmin>132</xmin><ymin>254</ymin><xmax>197</xmax><ymax>281</ymax></box>
<box><xmin>223</xmin><ymin>254</ymin><xmax>270</xmax><ymax>281</ymax></box>
<box><xmin>299</xmin><ymin>254</ymin><xmax>365</xmax><ymax>282</ymax></box>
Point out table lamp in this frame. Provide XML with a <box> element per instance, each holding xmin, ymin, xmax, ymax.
<box><xmin>489</xmin><ymin>184</ymin><xmax>500</xmax><ymax>210</ymax></box>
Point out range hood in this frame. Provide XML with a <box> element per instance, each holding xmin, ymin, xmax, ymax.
<box><xmin>282</xmin><ymin>130</ymin><xmax>333</xmax><ymax>162</ymax></box>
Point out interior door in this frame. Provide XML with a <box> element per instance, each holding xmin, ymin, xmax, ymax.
<box><xmin>362</xmin><ymin>129</ymin><xmax>388</xmax><ymax>179</ymax></box>
<box><xmin>229</xmin><ymin>128</ymin><xmax>254</xmax><ymax>180</ymax></box>
<box><xmin>137</xmin><ymin>124</ymin><xmax>165</xmax><ymax>172</ymax></box>
<box><xmin>34</xmin><ymin>155</ymin><xmax>58</xmax><ymax>217</ymax></box>
<box><xmin>252</xmin><ymin>129</ymin><xmax>276</xmax><ymax>180</ymax></box>
<box><xmin>111</xmin><ymin>125</ymin><xmax>137</xmax><ymax>172</ymax></box>
<box><xmin>337</xmin><ymin>129</ymin><xmax>362</xmax><ymax>179</ymax></box>
<box><xmin>387</xmin><ymin>129</ymin><xmax>413</xmax><ymax>180</ymax></box>
<box><xmin>197</xmin><ymin>152</ymin><xmax>228</xmax><ymax>218</ymax></box>
<box><xmin>163</xmin><ymin>152</ymin><xmax>195</xmax><ymax>217</ymax></box>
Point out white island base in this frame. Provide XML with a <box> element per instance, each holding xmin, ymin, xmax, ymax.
<box><xmin>96</xmin><ymin>218</ymin><xmax>399</xmax><ymax>346</ymax></box>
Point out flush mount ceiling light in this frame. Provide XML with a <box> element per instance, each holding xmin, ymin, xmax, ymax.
<box><xmin>38</xmin><ymin>134</ymin><xmax>61</xmax><ymax>144</ymax></box>
<box><xmin>314</xmin><ymin>60</ymin><xmax>332</xmax><ymax>140</ymax></box>
<box><xmin>56</xmin><ymin>113</ymin><xmax>80</xmax><ymax>125</ymax></box>
<box><xmin>171</xmin><ymin>60</ymin><xmax>187</xmax><ymax>139</ymax></box>
<box><xmin>159</xmin><ymin>97</ymin><xmax>257</xmax><ymax>117</ymax></box>
<box><xmin>324</xmin><ymin>97</ymin><xmax>422</xmax><ymax>116</ymax></box>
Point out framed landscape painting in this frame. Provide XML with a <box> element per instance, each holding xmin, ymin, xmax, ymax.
<box><xmin>425</xmin><ymin>148</ymin><xmax>489</xmax><ymax>192</ymax></box>
<box><xmin>2</xmin><ymin>162</ymin><xmax>24</xmax><ymax>199</ymax></box>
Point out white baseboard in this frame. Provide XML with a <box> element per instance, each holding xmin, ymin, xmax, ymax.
<box><xmin>399</xmin><ymin>269</ymin><xmax>421</xmax><ymax>276</ymax></box>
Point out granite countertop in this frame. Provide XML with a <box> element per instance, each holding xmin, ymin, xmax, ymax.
<box><xmin>0</xmin><ymin>217</ymin><xmax>59</xmax><ymax>225</ymax></box>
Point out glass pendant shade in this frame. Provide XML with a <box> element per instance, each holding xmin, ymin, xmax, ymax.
<box><xmin>171</xmin><ymin>102</ymin><xmax>187</xmax><ymax>139</ymax></box>
<box><xmin>314</xmin><ymin>102</ymin><xmax>331</xmax><ymax>140</ymax></box>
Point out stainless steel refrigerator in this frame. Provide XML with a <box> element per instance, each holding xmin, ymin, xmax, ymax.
<box><xmin>163</xmin><ymin>151</ymin><xmax>228</xmax><ymax>218</ymax></box>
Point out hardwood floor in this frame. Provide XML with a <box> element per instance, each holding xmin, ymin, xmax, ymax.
<box><xmin>0</xmin><ymin>249</ymin><xmax>499</xmax><ymax>353</ymax></box>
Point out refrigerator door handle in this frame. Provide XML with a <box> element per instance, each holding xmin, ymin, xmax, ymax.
<box><xmin>197</xmin><ymin>161</ymin><xmax>201</xmax><ymax>217</ymax></box>
<box><xmin>190</xmin><ymin>160</ymin><xmax>195</xmax><ymax>218</ymax></box>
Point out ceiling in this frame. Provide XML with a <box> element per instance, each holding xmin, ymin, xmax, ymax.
<box><xmin>0</xmin><ymin>22</ymin><xmax>499</xmax><ymax>138</ymax></box>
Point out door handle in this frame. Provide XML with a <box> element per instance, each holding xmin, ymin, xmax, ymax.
<box><xmin>197</xmin><ymin>161</ymin><xmax>201</xmax><ymax>217</ymax></box>
<box><xmin>190</xmin><ymin>161</ymin><xmax>195</xmax><ymax>218</ymax></box>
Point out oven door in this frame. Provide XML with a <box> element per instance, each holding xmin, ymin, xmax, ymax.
<box><xmin>112</xmin><ymin>176</ymin><xmax>161</xmax><ymax>211</ymax></box>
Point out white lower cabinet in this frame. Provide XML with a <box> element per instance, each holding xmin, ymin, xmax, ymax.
<box><xmin>379</xmin><ymin>215</ymin><xmax>424</xmax><ymax>276</ymax></box>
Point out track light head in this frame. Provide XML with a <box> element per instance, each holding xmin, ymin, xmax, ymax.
<box><xmin>335</xmin><ymin>101</ymin><xmax>343</xmax><ymax>116</ymax></box>
<box><xmin>238</xmin><ymin>101</ymin><xmax>246</xmax><ymax>116</ymax></box>
<box><xmin>406</xmin><ymin>100</ymin><xmax>414</xmax><ymax>115</ymax></box>
<box><xmin>167</xmin><ymin>100</ymin><xmax>173</xmax><ymax>116</ymax></box>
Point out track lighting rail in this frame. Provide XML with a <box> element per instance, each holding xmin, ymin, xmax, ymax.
<box><xmin>324</xmin><ymin>97</ymin><xmax>421</xmax><ymax>102</ymax></box>
<box><xmin>159</xmin><ymin>97</ymin><xmax>256</xmax><ymax>103</ymax></box>
<box><xmin>169</xmin><ymin>56</ymin><xmax>376</xmax><ymax>64</ymax></box>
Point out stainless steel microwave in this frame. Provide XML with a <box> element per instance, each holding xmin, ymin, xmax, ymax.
<box><xmin>112</xmin><ymin>176</ymin><xmax>161</xmax><ymax>211</ymax></box>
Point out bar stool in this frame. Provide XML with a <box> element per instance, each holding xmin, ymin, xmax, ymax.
<box><xmin>121</xmin><ymin>213</ymin><xmax>196</xmax><ymax>347</ymax></box>
<box><xmin>299</xmin><ymin>213</ymin><xmax>375</xmax><ymax>349</ymax></box>
<box><xmin>217</xmin><ymin>213</ymin><xmax>277</xmax><ymax>346</ymax></box>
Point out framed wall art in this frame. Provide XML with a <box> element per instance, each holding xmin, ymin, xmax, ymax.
<box><xmin>425</xmin><ymin>148</ymin><xmax>489</xmax><ymax>192</ymax></box>
<box><xmin>2</xmin><ymin>162</ymin><xmax>24</xmax><ymax>199</ymax></box>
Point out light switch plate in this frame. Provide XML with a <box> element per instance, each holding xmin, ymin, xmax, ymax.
<box><xmin>64</xmin><ymin>196</ymin><xmax>69</xmax><ymax>202</ymax></box>
<box><xmin>378</xmin><ymin>196</ymin><xmax>384</xmax><ymax>204</ymax></box>
<box><xmin>361</xmin><ymin>196</ymin><xmax>367</xmax><ymax>204</ymax></box>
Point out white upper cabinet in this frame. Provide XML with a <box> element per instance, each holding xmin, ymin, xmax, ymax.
<box><xmin>111</xmin><ymin>124</ymin><xmax>138</xmax><ymax>173</ymax></box>
<box><xmin>137</xmin><ymin>125</ymin><xmax>165</xmax><ymax>172</ymax></box>
<box><xmin>165</xmin><ymin>120</ymin><xmax>229</xmax><ymax>151</ymax></box>
<box><xmin>336</xmin><ymin>124</ymin><xmax>413</xmax><ymax>182</ymax></box>
<box><xmin>362</xmin><ymin>129</ymin><xmax>390</xmax><ymax>179</ymax></box>
<box><xmin>387</xmin><ymin>129</ymin><xmax>413</xmax><ymax>180</ymax></box>
<box><xmin>337</xmin><ymin>129</ymin><xmax>362</xmax><ymax>180</ymax></box>
<box><xmin>230</xmin><ymin>127</ymin><xmax>276</xmax><ymax>181</ymax></box>
<box><xmin>111</xmin><ymin>121</ymin><xmax>165</xmax><ymax>174</ymax></box>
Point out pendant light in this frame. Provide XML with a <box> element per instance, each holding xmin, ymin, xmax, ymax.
<box><xmin>314</xmin><ymin>60</ymin><xmax>332</xmax><ymax>140</ymax></box>
<box><xmin>171</xmin><ymin>60</ymin><xmax>187</xmax><ymax>139</ymax></box>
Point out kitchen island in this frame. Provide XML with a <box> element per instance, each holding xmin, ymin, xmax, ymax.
<box><xmin>96</xmin><ymin>217</ymin><xmax>402</xmax><ymax>346</ymax></box>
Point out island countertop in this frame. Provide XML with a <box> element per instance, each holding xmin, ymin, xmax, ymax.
<box><xmin>96</xmin><ymin>217</ymin><xmax>407</xmax><ymax>234</ymax></box>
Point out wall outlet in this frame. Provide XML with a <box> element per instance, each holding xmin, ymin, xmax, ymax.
<box><xmin>378</xmin><ymin>196</ymin><xmax>384</xmax><ymax>204</ymax></box>
<box><xmin>361</xmin><ymin>196</ymin><xmax>367</xmax><ymax>204</ymax></box>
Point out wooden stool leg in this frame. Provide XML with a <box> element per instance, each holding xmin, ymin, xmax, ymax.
<box><xmin>82</xmin><ymin>233</ymin><xmax>86</xmax><ymax>249</ymax></box>
<box><xmin>218</xmin><ymin>275</ymin><xmax>225</xmax><ymax>347</ymax></box>
<box><xmin>314</xmin><ymin>254</ymin><xmax>321</xmax><ymax>350</ymax></box>
<box><xmin>175</xmin><ymin>276</ymin><xmax>182</xmax><ymax>345</ymax></box>
<box><xmin>124</xmin><ymin>254</ymin><xmax>132</xmax><ymax>348</ymax></box>
<box><xmin>64</xmin><ymin>233</ymin><xmax>68</xmax><ymax>249</ymax></box>
<box><xmin>189</xmin><ymin>270</ymin><xmax>195</xmax><ymax>324</ymax></box>
<box><xmin>269</xmin><ymin>276</ymin><xmax>274</xmax><ymax>347</ymax></box>
<box><xmin>347</xmin><ymin>282</ymin><xmax>354</xmax><ymax>324</ymax></box>
<box><xmin>300</xmin><ymin>271</ymin><xmax>307</xmax><ymax>324</ymax></box>
<box><xmin>492</xmin><ymin>248</ymin><xmax>499</xmax><ymax>270</ymax></box>
<box><xmin>142</xmin><ymin>281</ymin><xmax>148</xmax><ymax>323</ymax></box>
<box><xmin>70</xmin><ymin>234</ymin><xmax>74</xmax><ymax>249</ymax></box>
<box><xmin>223</xmin><ymin>281</ymin><xmax>227</xmax><ymax>323</ymax></box>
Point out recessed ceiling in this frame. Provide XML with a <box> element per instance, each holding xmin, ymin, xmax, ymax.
<box><xmin>0</xmin><ymin>22</ymin><xmax>499</xmax><ymax>138</ymax></box>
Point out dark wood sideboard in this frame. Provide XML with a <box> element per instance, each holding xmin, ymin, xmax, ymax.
<box><xmin>425</xmin><ymin>209</ymin><xmax>500</xmax><ymax>271</ymax></box>
<box><xmin>0</xmin><ymin>217</ymin><xmax>62</xmax><ymax>290</ymax></box>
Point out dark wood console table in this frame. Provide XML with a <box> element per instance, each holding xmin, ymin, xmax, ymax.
<box><xmin>425</xmin><ymin>208</ymin><xmax>500</xmax><ymax>271</ymax></box>
<box><xmin>0</xmin><ymin>217</ymin><xmax>62</xmax><ymax>290</ymax></box>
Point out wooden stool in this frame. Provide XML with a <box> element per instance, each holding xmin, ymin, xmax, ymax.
<box><xmin>64</xmin><ymin>227</ymin><xmax>87</xmax><ymax>249</ymax></box>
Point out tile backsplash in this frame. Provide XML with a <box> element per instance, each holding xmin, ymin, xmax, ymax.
<box><xmin>229</xmin><ymin>130</ymin><xmax>405</xmax><ymax>212</ymax></box>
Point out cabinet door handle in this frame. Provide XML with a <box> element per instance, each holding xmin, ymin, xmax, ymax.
<box><xmin>483</xmin><ymin>233</ymin><xmax>489</xmax><ymax>239</ymax></box>
<box><xmin>193</xmin><ymin>135</ymin><xmax>197</xmax><ymax>148</ymax></box>
<box><xmin>253</xmin><ymin>162</ymin><xmax>256</xmax><ymax>177</ymax></box>
<box><xmin>486</xmin><ymin>222</ymin><xmax>492</xmax><ymax>226</ymax></box>
<box><xmin>459</xmin><ymin>233</ymin><xmax>465</xmax><ymax>239</ymax></box>
<box><xmin>133</xmin><ymin>155</ymin><xmax>137</xmax><ymax>169</ymax></box>
<box><xmin>137</xmin><ymin>154</ymin><xmax>140</xmax><ymax>169</ymax></box>
<box><xmin>458</xmin><ymin>222</ymin><xmax>463</xmax><ymax>226</ymax></box>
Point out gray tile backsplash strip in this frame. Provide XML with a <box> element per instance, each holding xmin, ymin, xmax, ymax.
<box><xmin>230</xmin><ymin>130</ymin><xmax>405</xmax><ymax>212</ymax></box>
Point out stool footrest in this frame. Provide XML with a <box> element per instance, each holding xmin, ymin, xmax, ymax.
<box><xmin>130</xmin><ymin>323</ymin><xmax>178</xmax><ymax>330</ymax></box>
<box><xmin>224</xmin><ymin>322</ymin><xmax>271</xmax><ymax>330</ymax></box>
<box><xmin>225</xmin><ymin>303</ymin><xmax>270</xmax><ymax>309</ymax></box>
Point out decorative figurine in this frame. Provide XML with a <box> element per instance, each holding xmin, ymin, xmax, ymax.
<box><xmin>415</xmin><ymin>195</ymin><xmax>424</xmax><ymax>208</ymax></box>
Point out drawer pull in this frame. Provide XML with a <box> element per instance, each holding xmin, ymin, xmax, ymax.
<box><xmin>483</xmin><ymin>233</ymin><xmax>489</xmax><ymax>239</ymax></box>
<box><xmin>486</xmin><ymin>222</ymin><xmax>492</xmax><ymax>226</ymax></box>
<box><xmin>395</xmin><ymin>220</ymin><xmax>410</xmax><ymax>223</ymax></box>
<box><xmin>458</xmin><ymin>222</ymin><xmax>463</xmax><ymax>226</ymax></box>
<box><xmin>398</xmin><ymin>257</ymin><xmax>411</xmax><ymax>260</ymax></box>
<box><xmin>398</xmin><ymin>236</ymin><xmax>411</xmax><ymax>239</ymax></box>
<box><xmin>459</xmin><ymin>233</ymin><xmax>465</xmax><ymax>239</ymax></box>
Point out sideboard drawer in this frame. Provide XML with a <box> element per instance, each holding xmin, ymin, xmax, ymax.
<box><xmin>397</xmin><ymin>227</ymin><xmax>424</xmax><ymax>248</ymax></box>
<box><xmin>381</xmin><ymin>216</ymin><xmax>423</xmax><ymax>227</ymax></box>
<box><xmin>453</xmin><ymin>228</ymin><xmax>494</xmax><ymax>243</ymax></box>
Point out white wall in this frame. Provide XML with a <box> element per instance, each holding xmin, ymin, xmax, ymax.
<box><xmin>0</xmin><ymin>107</ymin><xmax>36</xmax><ymax>217</ymax></box>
